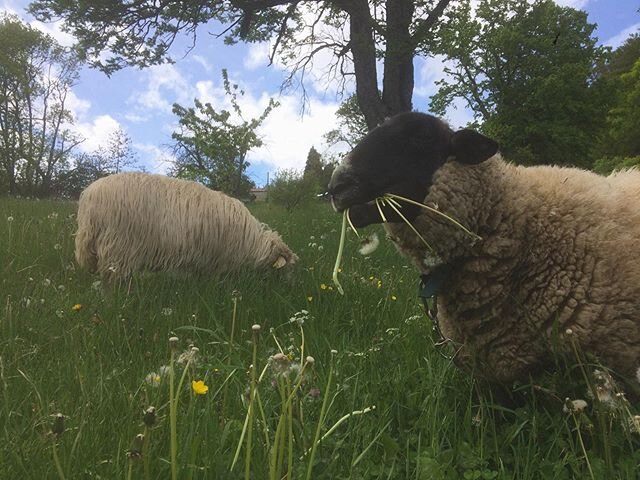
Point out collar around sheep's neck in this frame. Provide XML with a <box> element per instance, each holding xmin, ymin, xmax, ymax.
<box><xmin>418</xmin><ymin>263</ymin><xmax>453</xmax><ymax>299</ymax></box>
<box><xmin>418</xmin><ymin>263</ymin><xmax>456</xmax><ymax>357</ymax></box>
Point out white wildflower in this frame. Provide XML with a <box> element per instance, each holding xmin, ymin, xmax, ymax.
<box><xmin>53</xmin><ymin>244</ymin><xmax>62</xmax><ymax>251</ymax></box>
<box><xmin>145</xmin><ymin>372</ymin><xmax>162</xmax><ymax>387</ymax></box>
<box><xmin>7</xmin><ymin>216</ymin><xmax>14</xmax><ymax>223</ymax></box>
<box><xmin>161</xmin><ymin>307</ymin><xmax>173</xmax><ymax>316</ymax></box>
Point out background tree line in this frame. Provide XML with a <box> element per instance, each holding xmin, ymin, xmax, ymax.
<box><xmin>1</xmin><ymin>0</ymin><xmax>638</xmax><ymax>200</ymax></box>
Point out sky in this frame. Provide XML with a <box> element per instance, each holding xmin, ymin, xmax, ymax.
<box><xmin>1</xmin><ymin>0</ymin><xmax>638</xmax><ymax>187</ymax></box>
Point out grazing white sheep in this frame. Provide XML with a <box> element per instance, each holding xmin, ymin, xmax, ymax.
<box><xmin>75</xmin><ymin>172</ymin><xmax>298</xmax><ymax>285</ymax></box>
<box><xmin>329</xmin><ymin>111</ymin><xmax>640</xmax><ymax>386</ymax></box>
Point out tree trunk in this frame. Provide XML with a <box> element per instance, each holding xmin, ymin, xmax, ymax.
<box><xmin>382</xmin><ymin>0</ymin><xmax>415</xmax><ymax>117</ymax></box>
<box><xmin>340</xmin><ymin>0</ymin><xmax>386</xmax><ymax>130</ymax></box>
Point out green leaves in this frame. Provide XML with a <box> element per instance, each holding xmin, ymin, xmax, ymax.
<box><xmin>170</xmin><ymin>69</ymin><xmax>278</xmax><ymax>197</ymax></box>
<box><xmin>431</xmin><ymin>0</ymin><xmax>610</xmax><ymax>168</ymax></box>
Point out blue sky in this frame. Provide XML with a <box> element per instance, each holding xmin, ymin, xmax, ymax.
<box><xmin>1</xmin><ymin>0</ymin><xmax>638</xmax><ymax>187</ymax></box>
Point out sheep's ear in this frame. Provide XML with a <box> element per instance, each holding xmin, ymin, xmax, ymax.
<box><xmin>272</xmin><ymin>256</ymin><xmax>287</xmax><ymax>269</ymax></box>
<box><xmin>450</xmin><ymin>129</ymin><xmax>498</xmax><ymax>165</ymax></box>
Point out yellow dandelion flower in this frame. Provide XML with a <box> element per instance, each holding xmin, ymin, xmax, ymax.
<box><xmin>320</xmin><ymin>283</ymin><xmax>328</xmax><ymax>290</ymax></box>
<box><xmin>192</xmin><ymin>380</ymin><xmax>209</xmax><ymax>395</ymax></box>
<box><xmin>307</xmin><ymin>296</ymin><xmax>313</xmax><ymax>302</ymax></box>
<box><xmin>391</xmin><ymin>295</ymin><xmax>397</xmax><ymax>301</ymax></box>
<box><xmin>71</xmin><ymin>303</ymin><xmax>82</xmax><ymax>312</ymax></box>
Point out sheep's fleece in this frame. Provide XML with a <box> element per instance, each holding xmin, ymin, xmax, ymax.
<box><xmin>75</xmin><ymin>172</ymin><xmax>298</xmax><ymax>283</ymax></box>
<box><xmin>329</xmin><ymin>112</ymin><xmax>640</xmax><ymax>385</ymax></box>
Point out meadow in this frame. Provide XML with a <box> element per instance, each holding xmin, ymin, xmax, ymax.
<box><xmin>1</xmin><ymin>197</ymin><xmax>639</xmax><ymax>479</ymax></box>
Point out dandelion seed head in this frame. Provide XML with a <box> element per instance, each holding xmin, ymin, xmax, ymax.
<box><xmin>306</xmin><ymin>356</ymin><xmax>315</xmax><ymax>365</ymax></box>
<box><xmin>563</xmin><ymin>398</ymin><xmax>588</xmax><ymax>414</ymax></box>
<box><xmin>168</xmin><ymin>336</ymin><xmax>179</xmax><ymax>350</ymax></box>
<box><xmin>252</xmin><ymin>324</ymin><xmax>261</xmax><ymax>332</ymax></box>
<box><xmin>7</xmin><ymin>216</ymin><xmax>14</xmax><ymax>223</ymax></box>
<box><xmin>358</xmin><ymin>233</ymin><xmax>380</xmax><ymax>256</ymax></box>
<box><xmin>143</xmin><ymin>406</ymin><xmax>157</xmax><ymax>426</ymax></box>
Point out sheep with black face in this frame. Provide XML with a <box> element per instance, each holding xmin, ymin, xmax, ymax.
<box><xmin>329</xmin><ymin>111</ymin><xmax>640</xmax><ymax>387</ymax></box>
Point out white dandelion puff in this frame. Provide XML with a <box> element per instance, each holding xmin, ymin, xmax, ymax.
<box><xmin>358</xmin><ymin>233</ymin><xmax>380</xmax><ymax>256</ymax></box>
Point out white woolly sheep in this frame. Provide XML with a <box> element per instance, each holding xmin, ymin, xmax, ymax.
<box><xmin>75</xmin><ymin>172</ymin><xmax>298</xmax><ymax>285</ymax></box>
<box><xmin>329</xmin><ymin>111</ymin><xmax>640</xmax><ymax>387</ymax></box>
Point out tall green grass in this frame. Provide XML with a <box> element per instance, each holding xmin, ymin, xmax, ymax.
<box><xmin>1</xmin><ymin>197</ymin><xmax>639</xmax><ymax>479</ymax></box>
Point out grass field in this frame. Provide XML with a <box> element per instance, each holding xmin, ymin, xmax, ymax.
<box><xmin>1</xmin><ymin>197</ymin><xmax>639</xmax><ymax>479</ymax></box>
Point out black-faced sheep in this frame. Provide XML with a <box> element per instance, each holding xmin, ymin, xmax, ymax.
<box><xmin>329</xmin><ymin>111</ymin><xmax>640</xmax><ymax>386</ymax></box>
<box><xmin>75</xmin><ymin>172</ymin><xmax>298</xmax><ymax>285</ymax></box>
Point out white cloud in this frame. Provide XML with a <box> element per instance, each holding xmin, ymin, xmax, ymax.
<box><xmin>73</xmin><ymin>115</ymin><xmax>121</xmax><ymax>153</ymax></box>
<box><xmin>134</xmin><ymin>143</ymin><xmax>175</xmax><ymax>174</ymax></box>
<box><xmin>29</xmin><ymin>18</ymin><xmax>75</xmax><ymax>47</ymax></box>
<box><xmin>442</xmin><ymin>97</ymin><xmax>476</xmax><ymax>130</ymax></box>
<box><xmin>130</xmin><ymin>63</ymin><xmax>193</xmax><ymax>113</ymax></box>
<box><xmin>249</xmin><ymin>95</ymin><xmax>341</xmax><ymax>170</ymax></box>
<box><xmin>191</xmin><ymin>54</ymin><xmax>212</xmax><ymax>72</ymax></box>
<box><xmin>414</xmin><ymin>55</ymin><xmax>450</xmax><ymax>98</ymax></box>
<box><xmin>244</xmin><ymin>42</ymin><xmax>271</xmax><ymax>70</ymax></box>
<box><xmin>553</xmin><ymin>0</ymin><xmax>589</xmax><ymax>8</ymax></box>
<box><xmin>605</xmin><ymin>22</ymin><xmax>640</xmax><ymax>49</ymax></box>
<box><xmin>65</xmin><ymin>90</ymin><xmax>91</xmax><ymax>119</ymax></box>
<box><xmin>124</xmin><ymin>112</ymin><xmax>150</xmax><ymax>123</ymax></box>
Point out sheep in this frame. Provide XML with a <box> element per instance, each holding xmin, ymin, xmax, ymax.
<box><xmin>328</xmin><ymin>111</ymin><xmax>640</xmax><ymax>387</ymax></box>
<box><xmin>75</xmin><ymin>172</ymin><xmax>298</xmax><ymax>285</ymax></box>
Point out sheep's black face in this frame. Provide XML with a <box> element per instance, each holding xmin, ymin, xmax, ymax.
<box><xmin>328</xmin><ymin>112</ymin><xmax>498</xmax><ymax>227</ymax></box>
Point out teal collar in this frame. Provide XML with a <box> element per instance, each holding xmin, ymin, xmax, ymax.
<box><xmin>418</xmin><ymin>264</ymin><xmax>453</xmax><ymax>299</ymax></box>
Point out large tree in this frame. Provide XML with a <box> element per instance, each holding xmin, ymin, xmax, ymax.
<box><xmin>29</xmin><ymin>0</ymin><xmax>453</xmax><ymax>130</ymax></box>
<box><xmin>0</xmin><ymin>14</ymin><xmax>83</xmax><ymax>196</ymax></box>
<box><xmin>431</xmin><ymin>0</ymin><xmax>609</xmax><ymax>168</ymax></box>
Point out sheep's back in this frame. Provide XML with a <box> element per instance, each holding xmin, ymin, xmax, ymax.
<box><xmin>77</xmin><ymin>173</ymin><xmax>270</xmax><ymax>276</ymax></box>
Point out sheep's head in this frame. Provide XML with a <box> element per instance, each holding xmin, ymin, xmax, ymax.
<box><xmin>328</xmin><ymin>112</ymin><xmax>498</xmax><ymax>228</ymax></box>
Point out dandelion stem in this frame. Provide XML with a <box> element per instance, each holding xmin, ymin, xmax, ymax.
<box><xmin>374</xmin><ymin>198</ymin><xmax>388</xmax><ymax>223</ymax></box>
<box><xmin>332</xmin><ymin>211</ymin><xmax>347</xmax><ymax>295</ymax></box>
<box><xmin>245</xmin><ymin>331</ymin><xmax>259</xmax><ymax>480</ymax></box>
<box><xmin>345</xmin><ymin>210</ymin><xmax>360</xmax><ymax>238</ymax></box>
<box><xmin>143</xmin><ymin>426</ymin><xmax>152</xmax><ymax>480</ymax></box>
<box><xmin>305</xmin><ymin>353</ymin><xmax>335</xmax><ymax>480</ymax></box>
<box><xmin>52</xmin><ymin>441</ymin><xmax>66</xmax><ymax>480</ymax></box>
<box><xmin>572</xmin><ymin>413</ymin><xmax>595</xmax><ymax>480</ymax></box>
<box><xmin>222</xmin><ymin>295</ymin><xmax>239</xmax><ymax>422</ymax></box>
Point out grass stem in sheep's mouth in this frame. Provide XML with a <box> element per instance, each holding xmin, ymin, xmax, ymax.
<box><xmin>332</xmin><ymin>210</ymin><xmax>348</xmax><ymax>295</ymax></box>
<box><xmin>332</xmin><ymin>194</ymin><xmax>481</xmax><ymax>295</ymax></box>
<box><xmin>384</xmin><ymin>193</ymin><xmax>481</xmax><ymax>241</ymax></box>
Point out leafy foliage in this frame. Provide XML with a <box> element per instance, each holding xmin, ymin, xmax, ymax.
<box><xmin>28</xmin><ymin>0</ymin><xmax>456</xmax><ymax>128</ymax></box>
<box><xmin>169</xmin><ymin>69</ymin><xmax>278</xmax><ymax>198</ymax></box>
<box><xmin>431</xmin><ymin>0</ymin><xmax>610</xmax><ymax>168</ymax></box>
<box><xmin>0</xmin><ymin>14</ymin><xmax>83</xmax><ymax>196</ymax></box>
<box><xmin>323</xmin><ymin>94</ymin><xmax>369</xmax><ymax>149</ymax></box>
<box><xmin>268</xmin><ymin>169</ymin><xmax>316</xmax><ymax>211</ymax></box>
<box><xmin>303</xmin><ymin>146</ymin><xmax>336</xmax><ymax>194</ymax></box>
